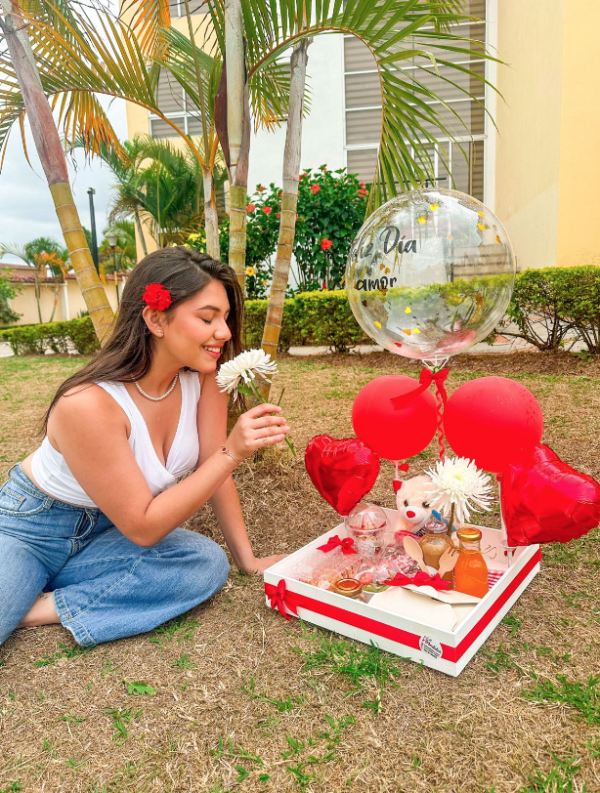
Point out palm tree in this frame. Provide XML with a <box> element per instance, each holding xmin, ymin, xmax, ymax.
<box><xmin>95</xmin><ymin>135</ymin><xmax>228</xmax><ymax>249</ymax></box>
<box><xmin>0</xmin><ymin>237</ymin><xmax>68</xmax><ymax>323</ymax></box>
<box><xmin>0</xmin><ymin>1</ymin><xmax>291</xmax><ymax>261</ymax></box>
<box><xmin>261</xmin><ymin>37</ymin><xmax>310</xmax><ymax>364</ymax></box>
<box><xmin>1</xmin><ymin>0</ymin><xmax>495</xmax><ymax>354</ymax></box>
<box><xmin>0</xmin><ymin>0</ymin><xmax>114</xmax><ymax>341</ymax></box>
<box><xmin>207</xmin><ymin>0</ymin><xmax>496</xmax><ymax>359</ymax></box>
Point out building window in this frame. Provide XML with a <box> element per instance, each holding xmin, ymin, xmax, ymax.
<box><xmin>344</xmin><ymin>0</ymin><xmax>487</xmax><ymax>199</ymax></box>
<box><xmin>149</xmin><ymin>69</ymin><xmax>203</xmax><ymax>139</ymax></box>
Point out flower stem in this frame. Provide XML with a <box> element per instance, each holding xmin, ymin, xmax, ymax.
<box><xmin>249</xmin><ymin>381</ymin><xmax>297</xmax><ymax>457</ymax></box>
<box><xmin>447</xmin><ymin>503</ymin><xmax>456</xmax><ymax>537</ymax></box>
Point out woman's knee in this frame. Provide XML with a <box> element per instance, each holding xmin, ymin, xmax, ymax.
<box><xmin>162</xmin><ymin>530</ymin><xmax>230</xmax><ymax>597</ymax></box>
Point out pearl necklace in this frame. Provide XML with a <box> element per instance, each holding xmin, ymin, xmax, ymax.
<box><xmin>134</xmin><ymin>373</ymin><xmax>179</xmax><ymax>402</ymax></box>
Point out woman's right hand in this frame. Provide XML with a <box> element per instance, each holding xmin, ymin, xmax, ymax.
<box><xmin>227</xmin><ymin>403</ymin><xmax>290</xmax><ymax>461</ymax></box>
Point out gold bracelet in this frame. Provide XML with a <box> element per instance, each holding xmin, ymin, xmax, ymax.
<box><xmin>221</xmin><ymin>445</ymin><xmax>242</xmax><ymax>465</ymax></box>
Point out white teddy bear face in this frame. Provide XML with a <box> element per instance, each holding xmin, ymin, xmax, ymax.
<box><xmin>395</xmin><ymin>474</ymin><xmax>436</xmax><ymax>534</ymax></box>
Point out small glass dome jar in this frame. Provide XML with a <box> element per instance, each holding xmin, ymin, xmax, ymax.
<box><xmin>345</xmin><ymin>502</ymin><xmax>389</xmax><ymax>556</ymax></box>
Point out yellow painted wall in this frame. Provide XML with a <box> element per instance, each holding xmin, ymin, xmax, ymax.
<box><xmin>556</xmin><ymin>0</ymin><xmax>600</xmax><ymax>266</ymax></box>
<box><xmin>494</xmin><ymin>0</ymin><xmax>564</xmax><ymax>270</ymax></box>
<box><xmin>8</xmin><ymin>279</ymin><xmax>123</xmax><ymax>326</ymax></box>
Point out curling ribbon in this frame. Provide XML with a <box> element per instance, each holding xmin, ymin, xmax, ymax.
<box><xmin>265</xmin><ymin>579</ymin><xmax>299</xmax><ymax>620</ymax></box>
<box><xmin>316</xmin><ymin>535</ymin><xmax>358</xmax><ymax>555</ymax></box>
<box><xmin>384</xmin><ymin>571</ymin><xmax>452</xmax><ymax>591</ymax></box>
<box><xmin>392</xmin><ymin>461</ymin><xmax>410</xmax><ymax>493</ymax></box>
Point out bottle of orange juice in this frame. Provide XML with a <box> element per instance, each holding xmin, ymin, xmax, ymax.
<box><xmin>453</xmin><ymin>527</ymin><xmax>488</xmax><ymax>598</ymax></box>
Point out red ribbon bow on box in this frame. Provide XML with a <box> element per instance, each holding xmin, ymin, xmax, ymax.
<box><xmin>390</xmin><ymin>367</ymin><xmax>450</xmax><ymax>410</ymax></box>
<box><xmin>384</xmin><ymin>571</ymin><xmax>452</xmax><ymax>591</ymax></box>
<box><xmin>264</xmin><ymin>580</ymin><xmax>299</xmax><ymax>620</ymax></box>
<box><xmin>317</xmin><ymin>535</ymin><xmax>358</xmax><ymax>555</ymax></box>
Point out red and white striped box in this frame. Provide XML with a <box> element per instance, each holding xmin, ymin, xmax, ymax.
<box><xmin>264</xmin><ymin>509</ymin><xmax>540</xmax><ymax>677</ymax></box>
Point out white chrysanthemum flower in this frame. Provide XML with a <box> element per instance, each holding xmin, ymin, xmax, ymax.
<box><xmin>215</xmin><ymin>349</ymin><xmax>278</xmax><ymax>400</ymax></box>
<box><xmin>425</xmin><ymin>457</ymin><xmax>493</xmax><ymax>525</ymax></box>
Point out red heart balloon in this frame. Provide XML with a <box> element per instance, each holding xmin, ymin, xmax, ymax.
<box><xmin>305</xmin><ymin>435</ymin><xmax>380</xmax><ymax>515</ymax></box>
<box><xmin>501</xmin><ymin>444</ymin><xmax>600</xmax><ymax>546</ymax></box>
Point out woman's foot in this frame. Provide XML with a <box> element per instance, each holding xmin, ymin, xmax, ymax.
<box><xmin>18</xmin><ymin>592</ymin><xmax>60</xmax><ymax>628</ymax></box>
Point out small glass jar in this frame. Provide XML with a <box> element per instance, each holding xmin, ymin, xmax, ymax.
<box><xmin>453</xmin><ymin>527</ymin><xmax>489</xmax><ymax>598</ymax></box>
<box><xmin>419</xmin><ymin>517</ymin><xmax>454</xmax><ymax>571</ymax></box>
<box><xmin>345</xmin><ymin>502</ymin><xmax>388</xmax><ymax>556</ymax></box>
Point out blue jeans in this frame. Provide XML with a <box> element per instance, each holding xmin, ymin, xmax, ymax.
<box><xmin>0</xmin><ymin>465</ymin><xmax>230</xmax><ymax>647</ymax></box>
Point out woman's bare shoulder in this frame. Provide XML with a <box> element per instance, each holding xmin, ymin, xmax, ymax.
<box><xmin>51</xmin><ymin>383</ymin><xmax>127</xmax><ymax>427</ymax></box>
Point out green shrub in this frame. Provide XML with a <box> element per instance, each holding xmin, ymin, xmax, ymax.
<box><xmin>293</xmin><ymin>290</ymin><xmax>367</xmax><ymax>353</ymax></box>
<box><xmin>503</xmin><ymin>265</ymin><xmax>600</xmax><ymax>354</ymax></box>
<box><xmin>244</xmin><ymin>297</ymin><xmax>299</xmax><ymax>352</ymax></box>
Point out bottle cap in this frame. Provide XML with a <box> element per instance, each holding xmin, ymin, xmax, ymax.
<box><xmin>457</xmin><ymin>527</ymin><xmax>482</xmax><ymax>542</ymax></box>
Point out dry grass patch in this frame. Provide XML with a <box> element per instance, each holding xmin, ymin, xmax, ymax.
<box><xmin>0</xmin><ymin>353</ymin><xmax>599</xmax><ymax>793</ymax></box>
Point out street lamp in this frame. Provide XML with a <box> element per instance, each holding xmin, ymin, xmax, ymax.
<box><xmin>106</xmin><ymin>232</ymin><xmax>119</xmax><ymax>305</ymax></box>
<box><xmin>87</xmin><ymin>188</ymin><xmax>100</xmax><ymax>273</ymax></box>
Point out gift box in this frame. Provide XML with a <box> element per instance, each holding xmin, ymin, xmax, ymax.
<box><xmin>264</xmin><ymin>508</ymin><xmax>540</xmax><ymax>677</ymax></box>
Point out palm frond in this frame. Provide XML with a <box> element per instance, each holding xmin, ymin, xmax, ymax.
<box><xmin>120</xmin><ymin>0</ymin><xmax>172</xmax><ymax>57</ymax></box>
<box><xmin>208</xmin><ymin>0</ymin><xmax>500</xmax><ymax>212</ymax></box>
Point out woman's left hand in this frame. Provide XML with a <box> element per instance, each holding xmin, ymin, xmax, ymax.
<box><xmin>243</xmin><ymin>554</ymin><xmax>288</xmax><ymax>574</ymax></box>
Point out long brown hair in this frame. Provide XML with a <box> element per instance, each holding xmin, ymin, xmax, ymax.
<box><xmin>44</xmin><ymin>247</ymin><xmax>244</xmax><ymax>430</ymax></box>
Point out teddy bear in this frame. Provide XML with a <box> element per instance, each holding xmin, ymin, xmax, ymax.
<box><xmin>393</xmin><ymin>474</ymin><xmax>436</xmax><ymax>539</ymax></box>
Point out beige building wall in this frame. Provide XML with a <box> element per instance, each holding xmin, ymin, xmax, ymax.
<box><xmin>494</xmin><ymin>0</ymin><xmax>564</xmax><ymax>270</ymax></box>
<box><xmin>8</xmin><ymin>279</ymin><xmax>123</xmax><ymax>326</ymax></box>
<box><xmin>494</xmin><ymin>0</ymin><xmax>600</xmax><ymax>270</ymax></box>
<box><xmin>556</xmin><ymin>0</ymin><xmax>600</xmax><ymax>266</ymax></box>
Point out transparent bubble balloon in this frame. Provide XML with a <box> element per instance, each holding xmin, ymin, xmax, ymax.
<box><xmin>346</xmin><ymin>188</ymin><xmax>516</xmax><ymax>364</ymax></box>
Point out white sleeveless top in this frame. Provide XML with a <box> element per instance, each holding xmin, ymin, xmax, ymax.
<box><xmin>31</xmin><ymin>370</ymin><xmax>201</xmax><ymax>509</ymax></box>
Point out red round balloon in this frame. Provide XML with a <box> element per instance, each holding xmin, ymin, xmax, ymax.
<box><xmin>443</xmin><ymin>376</ymin><xmax>543</xmax><ymax>473</ymax></box>
<box><xmin>352</xmin><ymin>375</ymin><xmax>437</xmax><ymax>461</ymax></box>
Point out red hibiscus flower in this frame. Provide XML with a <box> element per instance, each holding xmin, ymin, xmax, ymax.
<box><xmin>143</xmin><ymin>283</ymin><xmax>172</xmax><ymax>311</ymax></box>
<box><xmin>358</xmin><ymin>188</ymin><xmax>368</xmax><ymax>197</ymax></box>
<box><xmin>359</xmin><ymin>182</ymin><xmax>366</xmax><ymax>188</ymax></box>
<box><xmin>262</xmin><ymin>206</ymin><xmax>272</xmax><ymax>215</ymax></box>
<box><xmin>276</xmin><ymin>212</ymin><xmax>281</xmax><ymax>218</ymax></box>
<box><xmin>321</xmin><ymin>238</ymin><xmax>333</xmax><ymax>251</ymax></box>
<box><xmin>310</xmin><ymin>184</ymin><xmax>320</xmax><ymax>195</ymax></box>
<box><xmin>247</xmin><ymin>203</ymin><xmax>256</xmax><ymax>213</ymax></box>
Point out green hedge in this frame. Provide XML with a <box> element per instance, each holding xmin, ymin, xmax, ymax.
<box><xmin>2</xmin><ymin>267</ymin><xmax>600</xmax><ymax>357</ymax></box>
<box><xmin>0</xmin><ymin>317</ymin><xmax>100</xmax><ymax>356</ymax></box>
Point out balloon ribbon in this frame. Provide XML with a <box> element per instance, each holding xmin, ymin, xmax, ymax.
<box><xmin>390</xmin><ymin>367</ymin><xmax>449</xmax><ymax>410</ymax></box>
<box><xmin>265</xmin><ymin>580</ymin><xmax>300</xmax><ymax>620</ymax></box>
<box><xmin>317</xmin><ymin>535</ymin><xmax>358</xmax><ymax>555</ymax></box>
<box><xmin>390</xmin><ymin>368</ymin><xmax>449</xmax><ymax>461</ymax></box>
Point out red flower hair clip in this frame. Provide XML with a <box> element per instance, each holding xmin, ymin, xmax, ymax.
<box><xmin>143</xmin><ymin>283</ymin><xmax>172</xmax><ymax>311</ymax></box>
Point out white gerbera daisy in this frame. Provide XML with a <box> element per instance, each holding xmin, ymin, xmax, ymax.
<box><xmin>216</xmin><ymin>349</ymin><xmax>278</xmax><ymax>401</ymax></box>
<box><xmin>425</xmin><ymin>457</ymin><xmax>493</xmax><ymax>525</ymax></box>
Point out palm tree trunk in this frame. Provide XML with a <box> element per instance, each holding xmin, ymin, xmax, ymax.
<box><xmin>134</xmin><ymin>208</ymin><xmax>148</xmax><ymax>257</ymax></box>
<box><xmin>0</xmin><ymin>1</ymin><xmax>114</xmax><ymax>343</ymax></box>
<box><xmin>183</xmin><ymin>0</ymin><xmax>220</xmax><ymax>259</ymax></box>
<box><xmin>225</xmin><ymin>0</ymin><xmax>247</xmax><ymax>291</ymax></box>
<box><xmin>203</xmin><ymin>167</ymin><xmax>220</xmax><ymax>259</ymax></box>
<box><xmin>261</xmin><ymin>38</ymin><xmax>310</xmax><ymax>376</ymax></box>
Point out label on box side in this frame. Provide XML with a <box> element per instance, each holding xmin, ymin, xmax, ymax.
<box><xmin>419</xmin><ymin>635</ymin><xmax>443</xmax><ymax>659</ymax></box>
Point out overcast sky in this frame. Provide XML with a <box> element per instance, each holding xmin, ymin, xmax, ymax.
<box><xmin>0</xmin><ymin>97</ymin><xmax>128</xmax><ymax>263</ymax></box>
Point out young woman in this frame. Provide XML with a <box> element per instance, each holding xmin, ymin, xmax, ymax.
<box><xmin>0</xmin><ymin>247</ymin><xmax>290</xmax><ymax>647</ymax></box>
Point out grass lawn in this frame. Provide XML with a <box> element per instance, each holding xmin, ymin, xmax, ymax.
<box><xmin>0</xmin><ymin>351</ymin><xmax>599</xmax><ymax>793</ymax></box>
